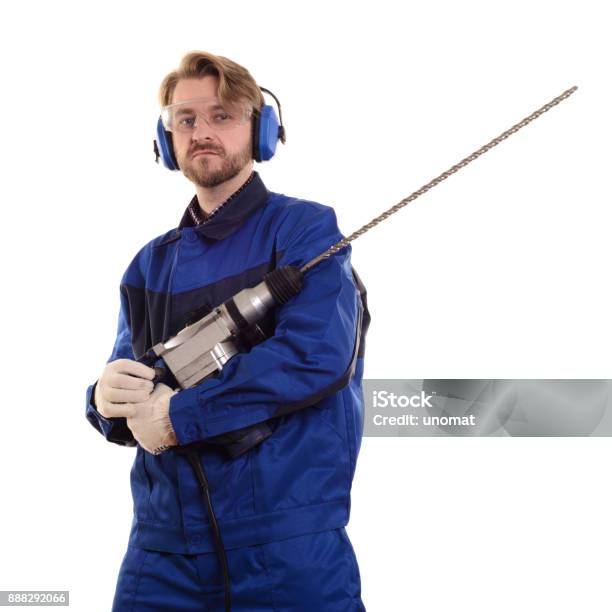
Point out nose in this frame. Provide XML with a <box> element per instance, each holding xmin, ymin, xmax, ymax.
<box><xmin>191</xmin><ymin>113</ymin><xmax>217</xmax><ymax>141</ymax></box>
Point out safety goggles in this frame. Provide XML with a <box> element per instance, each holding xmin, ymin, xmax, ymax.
<box><xmin>160</xmin><ymin>97</ymin><xmax>254</xmax><ymax>133</ymax></box>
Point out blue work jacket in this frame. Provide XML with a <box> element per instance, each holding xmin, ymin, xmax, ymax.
<box><xmin>85</xmin><ymin>171</ymin><xmax>370</xmax><ymax>554</ymax></box>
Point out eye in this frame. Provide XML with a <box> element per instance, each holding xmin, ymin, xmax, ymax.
<box><xmin>178</xmin><ymin>116</ymin><xmax>196</xmax><ymax>128</ymax></box>
<box><xmin>213</xmin><ymin>113</ymin><xmax>232</xmax><ymax>123</ymax></box>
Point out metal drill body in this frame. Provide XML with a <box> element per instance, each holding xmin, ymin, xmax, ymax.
<box><xmin>149</xmin><ymin>281</ymin><xmax>276</xmax><ymax>389</ymax></box>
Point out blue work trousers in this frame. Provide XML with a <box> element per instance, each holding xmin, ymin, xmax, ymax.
<box><xmin>111</xmin><ymin>527</ymin><xmax>366</xmax><ymax>611</ymax></box>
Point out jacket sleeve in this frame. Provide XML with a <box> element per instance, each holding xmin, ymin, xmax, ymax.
<box><xmin>85</xmin><ymin>284</ymin><xmax>138</xmax><ymax>447</ymax></box>
<box><xmin>168</xmin><ymin>204</ymin><xmax>360</xmax><ymax>445</ymax></box>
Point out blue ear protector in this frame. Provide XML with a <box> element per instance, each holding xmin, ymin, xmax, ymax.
<box><xmin>153</xmin><ymin>86</ymin><xmax>286</xmax><ymax>171</ymax></box>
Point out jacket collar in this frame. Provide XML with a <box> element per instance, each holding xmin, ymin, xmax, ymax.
<box><xmin>177</xmin><ymin>170</ymin><xmax>270</xmax><ymax>241</ymax></box>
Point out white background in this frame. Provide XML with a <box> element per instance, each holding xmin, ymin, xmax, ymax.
<box><xmin>1</xmin><ymin>1</ymin><xmax>611</xmax><ymax>610</ymax></box>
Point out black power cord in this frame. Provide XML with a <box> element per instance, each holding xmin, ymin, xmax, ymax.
<box><xmin>175</xmin><ymin>447</ymin><xmax>232</xmax><ymax>612</ymax></box>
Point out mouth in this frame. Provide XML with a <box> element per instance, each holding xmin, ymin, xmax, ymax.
<box><xmin>192</xmin><ymin>150</ymin><xmax>219</xmax><ymax>158</ymax></box>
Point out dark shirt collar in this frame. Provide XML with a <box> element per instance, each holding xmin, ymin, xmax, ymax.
<box><xmin>177</xmin><ymin>170</ymin><xmax>270</xmax><ymax>241</ymax></box>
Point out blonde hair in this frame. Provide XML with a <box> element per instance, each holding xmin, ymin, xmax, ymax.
<box><xmin>158</xmin><ymin>51</ymin><xmax>265</xmax><ymax>112</ymax></box>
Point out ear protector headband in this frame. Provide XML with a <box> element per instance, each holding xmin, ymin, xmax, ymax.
<box><xmin>153</xmin><ymin>86</ymin><xmax>286</xmax><ymax>171</ymax></box>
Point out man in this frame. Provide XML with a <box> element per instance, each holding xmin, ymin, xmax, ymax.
<box><xmin>85</xmin><ymin>50</ymin><xmax>370</xmax><ymax>611</ymax></box>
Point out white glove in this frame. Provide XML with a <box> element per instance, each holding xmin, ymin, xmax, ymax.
<box><xmin>125</xmin><ymin>382</ymin><xmax>179</xmax><ymax>455</ymax></box>
<box><xmin>93</xmin><ymin>358</ymin><xmax>156</xmax><ymax>419</ymax></box>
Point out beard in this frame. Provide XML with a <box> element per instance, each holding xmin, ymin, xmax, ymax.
<box><xmin>178</xmin><ymin>139</ymin><xmax>252</xmax><ymax>188</ymax></box>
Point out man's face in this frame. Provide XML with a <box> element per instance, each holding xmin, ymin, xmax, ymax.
<box><xmin>169</xmin><ymin>75</ymin><xmax>253</xmax><ymax>188</ymax></box>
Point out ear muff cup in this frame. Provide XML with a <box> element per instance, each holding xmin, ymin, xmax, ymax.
<box><xmin>255</xmin><ymin>105</ymin><xmax>281</xmax><ymax>162</ymax></box>
<box><xmin>154</xmin><ymin>117</ymin><xmax>179</xmax><ymax>171</ymax></box>
<box><xmin>251</xmin><ymin>105</ymin><xmax>280</xmax><ymax>162</ymax></box>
